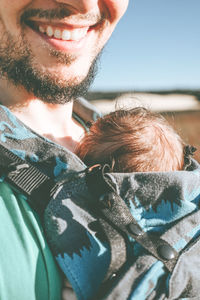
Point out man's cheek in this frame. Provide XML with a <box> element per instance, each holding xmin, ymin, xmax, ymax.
<box><xmin>0</xmin><ymin>0</ymin><xmax>31</xmax><ymax>34</ymax></box>
<box><xmin>103</xmin><ymin>0</ymin><xmax>129</xmax><ymax>22</ymax></box>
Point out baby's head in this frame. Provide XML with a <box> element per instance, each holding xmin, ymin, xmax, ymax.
<box><xmin>76</xmin><ymin>107</ymin><xmax>186</xmax><ymax>172</ymax></box>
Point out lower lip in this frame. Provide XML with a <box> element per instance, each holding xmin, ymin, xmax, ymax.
<box><xmin>32</xmin><ymin>27</ymin><xmax>91</xmax><ymax>53</ymax></box>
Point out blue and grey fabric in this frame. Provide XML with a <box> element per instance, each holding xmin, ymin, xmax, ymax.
<box><xmin>45</xmin><ymin>159</ymin><xmax>200</xmax><ymax>300</ymax></box>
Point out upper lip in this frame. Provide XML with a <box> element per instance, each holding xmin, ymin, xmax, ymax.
<box><xmin>26</xmin><ymin>18</ymin><xmax>100</xmax><ymax>29</ymax></box>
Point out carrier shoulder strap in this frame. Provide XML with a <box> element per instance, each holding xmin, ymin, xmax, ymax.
<box><xmin>0</xmin><ymin>143</ymin><xmax>58</xmax><ymax>216</ymax></box>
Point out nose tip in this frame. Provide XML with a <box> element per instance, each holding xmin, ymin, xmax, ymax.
<box><xmin>55</xmin><ymin>0</ymin><xmax>99</xmax><ymax>14</ymax></box>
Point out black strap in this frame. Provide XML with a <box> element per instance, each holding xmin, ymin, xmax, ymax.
<box><xmin>0</xmin><ymin>143</ymin><xmax>58</xmax><ymax>215</ymax></box>
<box><xmin>86</xmin><ymin>164</ymin><xmax>129</xmax><ymax>279</ymax></box>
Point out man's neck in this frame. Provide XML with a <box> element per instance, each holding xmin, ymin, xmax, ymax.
<box><xmin>0</xmin><ymin>81</ymin><xmax>85</xmax><ymax>151</ymax></box>
<box><xmin>13</xmin><ymin>100</ymin><xmax>85</xmax><ymax>152</ymax></box>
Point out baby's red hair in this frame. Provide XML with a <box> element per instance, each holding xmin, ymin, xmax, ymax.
<box><xmin>76</xmin><ymin>107</ymin><xmax>184</xmax><ymax>172</ymax></box>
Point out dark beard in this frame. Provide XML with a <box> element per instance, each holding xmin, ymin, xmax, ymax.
<box><xmin>0</xmin><ymin>35</ymin><xmax>100</xmax><ymax>105</ymax></box>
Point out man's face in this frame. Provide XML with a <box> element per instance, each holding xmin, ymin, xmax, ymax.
<box><xmin>0</xmin><ymin>0</ymin><xmax>129</xmax><ymax>103</ymax></box>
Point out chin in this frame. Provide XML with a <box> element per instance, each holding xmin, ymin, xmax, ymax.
<box><xmin>39</xmin><ymin>58</ymin><xmax>91</xmax><ymax>84</ymax></box>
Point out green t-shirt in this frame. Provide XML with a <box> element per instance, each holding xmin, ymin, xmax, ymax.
<box><xmin>0</xmin><ymin>181</ymin><xmax>62</xmax><ymax>300</ymax></box>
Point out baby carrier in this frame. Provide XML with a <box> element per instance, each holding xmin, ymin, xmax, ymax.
<box><xmin>0</xmin><ymin>104</ymin><xmax>200</xmax><ymax>300</ymax></box>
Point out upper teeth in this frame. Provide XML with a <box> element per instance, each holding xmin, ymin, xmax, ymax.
<box><xmin>39</xmin><ymin>25</ymin><xmax>88</xmax><ymax>41</ymax></box>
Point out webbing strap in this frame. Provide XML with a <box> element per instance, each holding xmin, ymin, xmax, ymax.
<box><xmin>0</xmin><ymin>143</ymin><xmax>57</xmax><ymax>215</ymax></box>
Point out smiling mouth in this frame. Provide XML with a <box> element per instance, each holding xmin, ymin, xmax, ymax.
<box><xmin>25</xmin><ymin>19</ymin><xmax>91</xmax><ymax>42</ymax></box>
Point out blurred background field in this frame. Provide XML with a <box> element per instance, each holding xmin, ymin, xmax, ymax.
<box><xmin>164</xmin><ymin>110</ymin><xmax>200</xmax><ymax>162</ymax></box>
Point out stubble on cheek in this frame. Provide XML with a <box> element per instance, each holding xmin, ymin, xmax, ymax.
<box><xmin>0</xmin><ymin>14</ymin><xmax>29</xmax><ymax>60</ymax></box>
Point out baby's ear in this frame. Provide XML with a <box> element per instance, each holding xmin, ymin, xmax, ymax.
<box><xmin>183</xmin><ymin>145</ymin><xmax>197</xmax><ymax>169</ymax></box>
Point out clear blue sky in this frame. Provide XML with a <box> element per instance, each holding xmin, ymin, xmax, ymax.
<box><xmin>91</xmin><ymin>0</ymin><xmax>200</xmax><ymax>91</ymax></box>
